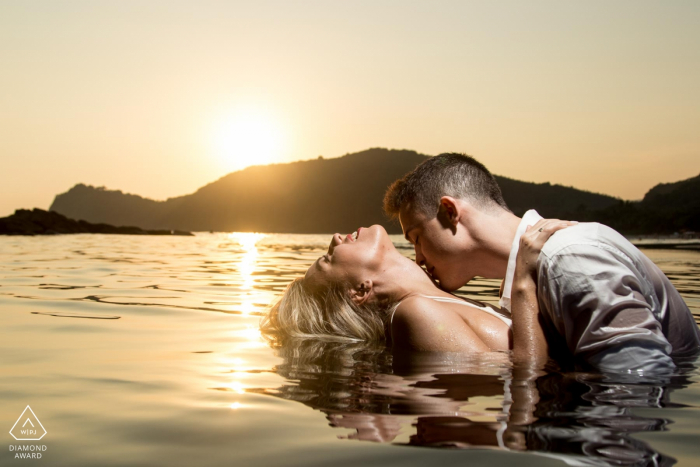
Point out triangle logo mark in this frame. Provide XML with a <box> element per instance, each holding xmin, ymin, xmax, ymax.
<box><xmin>9</xmin><ymin>406</ymin><xmax>47</xmax><ymax>441</ymax></box>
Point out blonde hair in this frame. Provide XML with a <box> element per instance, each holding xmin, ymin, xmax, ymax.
<box><xmin>260</xmin><ymin>277</ymin><xmax>397</xmax><ymax>347</ymax></box>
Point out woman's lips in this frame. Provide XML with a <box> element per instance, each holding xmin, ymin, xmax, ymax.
<box><xmin>346</xmin><ymin>227</ymin><xmax>362</xmax><ymax>242</ymax></box>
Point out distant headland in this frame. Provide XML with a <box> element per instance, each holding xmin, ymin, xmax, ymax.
<box><xmin>0</xmin><ymin>208</ymin><xmax>193</xmax><ymax>236</ymax></box>
<box><xmin>41</xmin><ymin>148</ymin><xmax>699</xmax><ymax>235</ymax></box>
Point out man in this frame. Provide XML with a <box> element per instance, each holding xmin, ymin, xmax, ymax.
<box><xmin>384</xmin><ymin>153</ymin><xmax>700</xmax><ymax>373</ymax></box>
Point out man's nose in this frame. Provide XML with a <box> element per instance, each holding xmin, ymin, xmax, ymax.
<box><xmin>415</xmin><ymin>247</ymin><xmax>426</xmax><ymax>267</ymax></box>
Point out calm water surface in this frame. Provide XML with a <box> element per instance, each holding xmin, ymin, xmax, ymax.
<box><xmin>1</xmin><ymin>233</ymin><xmax>699</xmax><ymax>466</ymax></box>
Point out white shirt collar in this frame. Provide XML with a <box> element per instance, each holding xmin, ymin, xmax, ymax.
<box><xmin>498</xmin><ymin>209</ymin><xmax>543</xmax><ymax>312</ymax></box>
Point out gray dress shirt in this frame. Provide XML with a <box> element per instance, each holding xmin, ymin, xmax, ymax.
<box><xmin>501</xmin><ymin>210</ymin><xmax>700</xmax><ymax>373</ymax></box>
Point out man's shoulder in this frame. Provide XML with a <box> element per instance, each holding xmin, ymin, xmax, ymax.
<box><xmin>540</xmin><ymin>222</ymin><xmax>634</xmax><ymax>260</ymax></box>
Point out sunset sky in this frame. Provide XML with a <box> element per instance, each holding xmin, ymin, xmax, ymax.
<box><xmin>1</xmin><ymin>1</ymin><xmax>699</xmax><ymax>217</ymax></box>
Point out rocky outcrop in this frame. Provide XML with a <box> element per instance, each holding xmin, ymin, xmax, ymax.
<box><xmin>0</xmin><ymin>208</ymin><xmax>193</xmax><ymax>236</ymax></box>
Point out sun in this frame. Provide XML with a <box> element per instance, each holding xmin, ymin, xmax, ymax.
<box><xmin>213</xmin><ymin>111</ymin><xmax>285</xmax><ymax>171</ymax></box>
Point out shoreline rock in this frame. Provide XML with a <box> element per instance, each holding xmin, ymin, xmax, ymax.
<box><xmin>0</xmin><ymin>209</ymin><xmax>194</xmax><ymax>236</ymax></box>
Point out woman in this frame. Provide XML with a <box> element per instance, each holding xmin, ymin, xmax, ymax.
<box><xmin>260</xmin><ymin>220</ymin><xmax>570</xmax><ymax>359</ymax></box>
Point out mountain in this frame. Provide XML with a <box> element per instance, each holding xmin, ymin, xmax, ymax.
<box><xmin>50</xmin><ymin>147</ymin><xmax>635</xmax><ymax>234</ymax></box>
<box><xmin>637</xmin><ymin>173</ymin><xmax>700</xmax><ymax>232</ymax></box>
<box><xmin>574</xmin><ymin>173</ymin><xmax>700</xmax><ymax>234</ymax></box>
<box><xmin>49</xmin><ymin>183</ymin><xmax>188</xmax><ymax>229</ymax></box>
<box><xmin>51</xmin><ymin>149</ymin><xmax>427</xmax><ymax>233</ymax></box>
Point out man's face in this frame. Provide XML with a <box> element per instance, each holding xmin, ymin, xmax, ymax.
<box><xmin>399</xmin><ymin>203</ymin><xmax>478</xmax><ymax>291</ymax></box>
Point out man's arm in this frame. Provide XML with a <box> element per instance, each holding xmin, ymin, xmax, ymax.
<box><xmin>511</xmin><ymin>274</ymin><xmax>549</xmax><ymax>367</ymax></box>
<box><xmin>539</xmin><ymin>243</ymin><xmax>675</xmax><ymax>373</ymax></box>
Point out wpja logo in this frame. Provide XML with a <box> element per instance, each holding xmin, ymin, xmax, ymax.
<box><xmin>8</xmin><ymin>406</ymin><xmax>47</xmax><ymax>460</ymax></box>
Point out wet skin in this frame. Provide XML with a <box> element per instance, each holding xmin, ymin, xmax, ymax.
<box><xmin>303</xmin><ymin>225</ymin><xmax>511</xmax><ymax>352</ymax></box>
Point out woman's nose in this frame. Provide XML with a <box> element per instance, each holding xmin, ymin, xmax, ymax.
<box><xmin>328</xmin><ymin>233</ymin><xmax>342</xmax><ymax>254</ymax></box>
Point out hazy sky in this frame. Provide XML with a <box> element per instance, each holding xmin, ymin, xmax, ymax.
<box><xmin>1</xmin><ymin>1</ymin><xmax>699</xmax><ymax>217</ymax></box>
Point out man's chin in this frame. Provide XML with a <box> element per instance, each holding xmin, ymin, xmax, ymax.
<box><xmin>435</xmin><ymin>275</ymin><xmax>474</xmax><ymax>292</ymax></box>
<box><xmin>433</xmin><ymin>276</ymin><xmax>455</xmax><ymax>292</ymax></box>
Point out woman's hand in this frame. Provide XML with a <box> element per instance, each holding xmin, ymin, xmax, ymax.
<box><xmin>516</xmin><ymin>218</ymin><xmax>577</xmax><ymax>281</ymax></box>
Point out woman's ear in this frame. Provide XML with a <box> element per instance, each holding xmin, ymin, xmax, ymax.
<box><xmin>350</xmin><ymin>280</ymin><xmax>373</xmax><ymax>306</ymax></box>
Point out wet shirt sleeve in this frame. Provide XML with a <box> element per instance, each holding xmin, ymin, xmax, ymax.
<box><xmin>537</xmin><ymin>243</ymin><xmax>675</xmax><ymax>373</ymax></box>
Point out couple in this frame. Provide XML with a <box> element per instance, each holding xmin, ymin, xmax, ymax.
<box><xmin>261</xmin><ymin>154</ymin><xmax>700</xmax><ymax>372</ymax></box>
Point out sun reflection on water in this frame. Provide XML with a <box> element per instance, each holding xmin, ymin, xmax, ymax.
<box><xmin>228</xmin><ymin>233</ymin><xmax>267</xmax><ymax>315</ymax></box>
<box><xmin>232</xmin><ymin>325</ymin><xmax>266</xmax><ymax>349</ymax></box>
<box><xmin>1</xmin><ymin>234</ymin><xmax>698</xmax><ymax>464</ymax></box>
<box><xmin>228</xmin><ymin>381</ymin><xmax>246</xmax><ymax>394</ymax></box>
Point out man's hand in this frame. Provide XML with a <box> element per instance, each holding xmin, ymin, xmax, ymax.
<box><xmin>516</xmin><ymin>218</ymin><xmax>577</xmax><ymax>281</ymax></box>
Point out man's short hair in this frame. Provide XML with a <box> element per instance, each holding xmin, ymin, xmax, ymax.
<box><xmin>383</xmin><ymin>153</ymin><xmax>510</xmax><ymax>219</ymax></box>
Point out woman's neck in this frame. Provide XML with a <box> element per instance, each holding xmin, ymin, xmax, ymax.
<box><xmin>371</xmin><ymin>252</ymin><xmax>448</xmax><ymax>304</ymax></box>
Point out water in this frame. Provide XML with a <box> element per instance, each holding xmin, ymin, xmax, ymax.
<box><xmin>1</xmin><ymin>233</ymin><xmax>699</xmax><ymax>466</ymax></box>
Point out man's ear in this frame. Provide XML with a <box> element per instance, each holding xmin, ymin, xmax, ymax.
<box><xmin>438</xmin><ymin>196</ymin><xmax>461</xmax><ymax>228</ymax></box>
<box><xmin>349</xmin><ymin>280</ymin><xmax>373</xmax><ymax>306</ymax></box>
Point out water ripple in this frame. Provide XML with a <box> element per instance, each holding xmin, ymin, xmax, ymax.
<box><xmin>0</xmin><ymin>233</ymin><xmax>698</xmax><ymax>320</ymax></box>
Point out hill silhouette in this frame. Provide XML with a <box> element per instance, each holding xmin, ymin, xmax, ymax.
<box><xmin>48</xmin><ymin>148</ymin><xmax>695</xmax><ymax>234</ymax></box>
<box><xmin>572</xmin><ymin>173</ymin><xmax>700</xmax><ymax>234</ymax></box>
<box><xmin>52</xmin><ymin>149</ymin><xmax>428</xmax><ymax>233</ymax></box>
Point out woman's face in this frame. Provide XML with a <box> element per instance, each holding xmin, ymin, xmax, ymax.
<box><xmin>304</xmin><ymin>225</ymin><xmax>395</xmax><ymax>291</ymax></box>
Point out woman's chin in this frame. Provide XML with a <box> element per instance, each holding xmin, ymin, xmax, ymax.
<box><xmin>361</xmin><ymin>224</ymin><xmax>388</xmax><ymax>243</ymax></box>
<box><xmin>367</xmin><ymin>224</ymin><xmax>387</xmax><ymax>234</ymax></box>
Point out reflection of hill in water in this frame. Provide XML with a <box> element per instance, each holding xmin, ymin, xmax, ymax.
<box><xmin>248</xmin><ymin>338</ymin><xmax>696</xmax><ymax>465</ymax></box>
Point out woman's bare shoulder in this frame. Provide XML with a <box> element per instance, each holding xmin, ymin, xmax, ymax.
<box><xmin>392</xmin><ymin>295</ymin><xmax>456</xmax><ymax>325</ymax></box>
<box><xmin>391</xmin><ymin>295</ymin><xmax>490</xmax><ymax>353</ymax></box>
<box><xmin>395</xmin><ymin>294</ymin><xmax>444</xmax><ymax>313</ymax></box>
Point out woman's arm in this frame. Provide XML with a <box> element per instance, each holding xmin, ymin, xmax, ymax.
<box><xmin>511</xmin><ymin>219</ymin><xmax>575</xmax><ymax>367</ymax></box>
